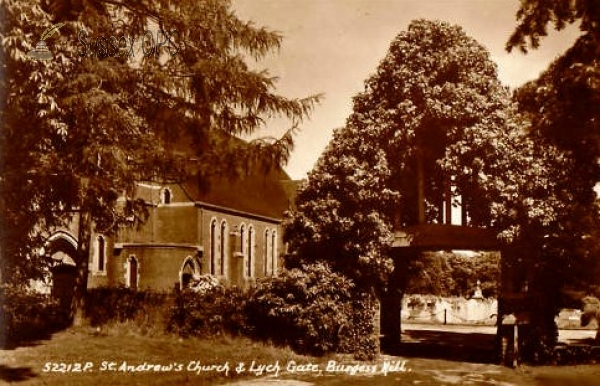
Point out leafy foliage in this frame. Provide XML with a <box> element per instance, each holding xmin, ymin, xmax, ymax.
<box><xmin>246</xmin><ymin>263</ymin><xmax>378</xmax><ymax>359</ymax></box>
<box><xmin>284</xmin><ymin>18</ymin><xmax>583</xmax><ymax>360</ymax></box>
<box><xmin>581</xmin><ymin>296</ymin><xmax>600</xmax><ymax>327</ymax></box>
<box><xmin>85</xmin><ymin>287</ymin><xmax>169</xmax><ymax>330</ymax></box>
<box><xmin>284</xmin><ymin>20</ymin><xmax>543</xmax><ymax>293</ymax></box>
<box><xmin>507</xmin><ymin>0</ymin><xmax>600</xmax><ymax>53</ymax></box>
<box><xmin>0</xmin><ymin>0</ymin><xmax>319</xmax><ymax>322</ymax></box>
<box><xmin>506</xmin><ymin>1</ymin><xmax>600</xmax><ymax>359</ymax></box>
<box><xmin>581</xmin><ymin>295</ymin><xmax>600</xmax><ymax>344</ymax></box>
<box><xmin>167</xmin><ymin>284</ymin><xmax>250</xmax><ymax>338</ymax></box>
<box><xmin>186</xmin><ymin>273</ymin><xmax>221</xmax><ymax>294</ymax></box>
<box><xmin>406</xmin><ymin>251</ymin><xmax>500</xmax><ymax>298</ymax></box>
<box><xmin>0</xmin><ymin>284</ymin><xmax>66</xmax><ymax>347</ymax></box>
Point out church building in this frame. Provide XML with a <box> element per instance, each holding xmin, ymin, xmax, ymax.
<box><xmin>88</xmin><ymin>170</ymin><xmax>295</xmax><ymax>291</ymax></box>
<box><xmin>45</xmin><ymin>166</ymin><xmax>298</xmax><ymax>293</ymax></box>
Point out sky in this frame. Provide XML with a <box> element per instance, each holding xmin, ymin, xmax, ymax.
<box><xmin>232</xmin><ymin>0</ymin><xmax>582</xmax><ymax>180</ymax></box>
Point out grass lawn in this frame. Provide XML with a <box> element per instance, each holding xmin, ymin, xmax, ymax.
<box><xmin>2</xmin><ymin>327</ymin><xmax>600</xmax><ymax>385</ymax></box>
<box><xmin>0</xmin><ymin>327</ymin><xmax>310</xmax><ymax>385</ymax></box>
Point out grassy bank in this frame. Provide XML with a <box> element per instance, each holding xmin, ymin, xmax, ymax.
<box><xmin>0</xmin><ymin>327</ymin><xmax>310</xmax><ymax>385</ymax></box>
<box><xmin>3</xmin><ymin>326</ymin><xmax>600</xmax><ymax>385</ymax></box>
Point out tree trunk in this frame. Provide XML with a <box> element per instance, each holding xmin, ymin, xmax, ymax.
<box><xmin>72</xmin><ymin>208</ymin><xmax>91</xmax><ymax>326</ymax></box>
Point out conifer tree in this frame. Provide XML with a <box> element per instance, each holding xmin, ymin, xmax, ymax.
<box><xmin>0</xmin><ymin>0</ymin><xmax>319</xmax><ymax>322</ymax></box>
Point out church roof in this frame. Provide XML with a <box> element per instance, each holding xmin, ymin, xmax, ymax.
<box><xmin>135</xmin><ymin>127</ymin><xmax>301</xmax><ymax>220</ymax></box>
<box><xmin>180</xmin><ymin>168</ymin><xmax>296</xmax><ymax>220</ymax></box>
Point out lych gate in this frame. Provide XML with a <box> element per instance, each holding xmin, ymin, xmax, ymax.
<box><xmin>379</xmin><ymin>153</ymin><xmax>531</xmax><ymax>366</ymax></box>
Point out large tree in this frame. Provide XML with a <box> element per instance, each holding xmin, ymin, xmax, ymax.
<box><xmin>508</xmin><ymin>0</ymin><xmax>599</xmax><ymax>202</ymax></box>
<box><xmin>0</xmin><ymin>0</ymin><xmax>319</xmax><ymax>322</ymax></box>
<box><xmin>285</xmin><ymin>19</ymin><xmax>557</xmax><ymax>289</ymax></box>
<box><xmin>285</xmin><ymin>19</ymin><xmax>574</xmax><ymax>359</ymax></box>
<box><xmin>508</xmin><ymin>0</ymin><xmax>600</xmax><ymax>300</ymax></box>
<box><xmin>507</xmin><ymin>0</ymin><xmax>599</xmax><ymax>53</ymax></box>
<box><xmin>508</xmin><ymin>0</ymin><xmax>599</xmax><ymax>216</ymax></box>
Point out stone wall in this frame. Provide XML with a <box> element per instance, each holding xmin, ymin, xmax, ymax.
<box><xmin>402</xmin><ymin>294</ymin><xmax>498</xmax><ymax>325</ymax></box>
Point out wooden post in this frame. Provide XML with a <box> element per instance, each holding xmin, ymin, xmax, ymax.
<box><xmin>444</xmin><ymin>178</ymin><xmax>451</xmax><ymax>225</ymax></box>
<box><xmin>461</xmin><ymin>196</ymin><xmax>468</xmax><ymax>226</ymax></box>
<box><xmin>380</xmin><ymin>291</ymin><xmax>402</xmax><ymax>351</ymax></box>
<box><xmin>513</xmin><ymin>324</ymin><xmax>519</xmax><ymax>367</ymax></box>
<box><xmin>416</xmin><ymin>153</ymin><xmax>425</xmax><ymax>224</ymax></box>
<box><xmin>501</xmin><ymin>332</ymin><xmax>508</xmax><ymax>365</ymax></box>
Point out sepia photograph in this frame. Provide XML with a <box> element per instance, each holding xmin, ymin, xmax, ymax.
<box><xmin>1</xmin><ymin>0</ymin><xmax>599</xmax><ymax>385</ymax></box>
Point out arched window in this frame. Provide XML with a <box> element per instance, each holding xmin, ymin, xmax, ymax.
<box><xmin>180</xmin><ymin>256</ymin><xmax>200</xmax><ymax>289</ymax></box>
<box><xmin>127</xmin><ymin>255</ymin><xmax>138</xmax><ymax>290</ymax></box>
<box><xmin>239</xmin><ymin>224</ymin><xmax>246</xmax><ymax>257</ymax></box>
<box><xmin>160</xmin><ymin>188</ymin><xmax>172</xmax><ymax>204</ymax></box>
<box><xmin>247</xmin><ymin>225</ymin><xmax>255</xmax><ymax>278</ymax></box>
<box><xmin>96</xmin><ymin>235</ymin><xmax>106</xmax><ymax>272</ymax></box>
<box><xmin>264</xmin><ymin>229</ymin><xmax>271</xmax><ymax>276</ymax></box>
<box><xmin>271</xmin><ymin>231</ymin><xmax>277</xmax><ymax>274</ymax></box>
<box><xmin>210</xmin><ymin>218</ymin><xmax>217</xmax><ymax>275</ymax></box>
<box><xmin>220</xmin><ymin>221</ymin><xmax>228</xmax><ymax>276</ymax></box>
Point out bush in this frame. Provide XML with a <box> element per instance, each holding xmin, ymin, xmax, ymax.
<box><xmin>159</xmin><ymin>266</ymin><xmax>379</xmax><ymax>359</ymax></box>
<box><xmin>246</xmin><ymin>263</ymin><xmax>378</xmax><ymax>359</ymax></box>
<box><xmin>186</xmin><ymin>274</ymin><xmax>221</xmax><ymax>294</ymax></box>
<box><xmin>581</xmin><ymin>296</ymin><xmax>600</xmax><ymax>343</ymax></box>
<box><xmin>553</xmin><ymin>344</ymin><xmax>600</xmax><ymax>365</ymax></box>
<box><xmin>582</xmin><ymin>296</ymin><xmax>600</xmax><ymax>327</ymax></box>
<box><xmin>167</xmin><ymin>284</ymin><xmax>250</xmax><ymax>337</ymax></box>
<box><xmin>337</xmin><ymin>290</ymin><xmax>379</xmax><ymax>360</ymax></box>
<box><xmin>0</xmin><ymin>284</ymin><xmax>66</xmax><ymax>347</ymax></box>
<box><xmin>85</xmin><ymin>287</ymin><xmax>170</xmax><ymax>333</ymax></box>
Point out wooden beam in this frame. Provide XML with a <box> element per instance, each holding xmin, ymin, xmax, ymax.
<box><xmin>392</xmin><ymin>224</ymin><xmax>499</xmax><ymax>250</ymax></box>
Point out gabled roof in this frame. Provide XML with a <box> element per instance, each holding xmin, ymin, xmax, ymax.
<box><xmin>181</xmin><ymin>167</ymin><xmax>294</xmax><ymax>219</ymax></box>
<box><xmin>279</xmin><ymin>179</ymin><xmax>303</xmax><ymax>211</ymax></box>
<box><xmin>137</xmin><ymin>124</ymin><xmax>300</xmax><ymax>219</ymax></box>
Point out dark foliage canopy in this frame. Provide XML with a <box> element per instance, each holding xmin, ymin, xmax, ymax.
<box><xmin>0</xmin><ymin>0</ymin><xmax>319</xmax><ymax>284</ymax></box>
<box><xmin>284</xmin><ymin>20</ymin><xmax>557</xmax><ymax>292</ymax></box>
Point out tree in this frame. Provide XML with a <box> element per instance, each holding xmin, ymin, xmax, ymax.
<box><xmin>0</xmin><ymin>0</ymin><xmax>319</xmax><ymax>323</ymax></box>
<box><xmin>405</xmin><ymin>252</ymin><xmax>453</xmax><ymax>296</ymax></box>
<box><xmin>508</xmin><ymin>0</ymin><xmax>599</xmax><ymax>210</ymax></box>
<box><xmin>284</xmin><ymin>19</ymin><xmax>577</xmax><ymax>359</ymax></box>
<box><xmin>507</xmin><ymin>0</ymin><xmax>599</xmax><ymax>53</ymax></box>
<box><xmin>405</xmin><ymin>252</ymin><xmax>500</xmax><ymax>298</ymax></box>
<box><xmin>507</xmin><ymin>0</ymin><xmax>599</xmax><ymax>228</ymax></box>
<box><xmin>503</xmin><ymin>2</ymin><xmax>600</xmax><ymax>359</ymax></box>
<box><xmin>285</xmin><ymin>19</ymin><xmax>528</xmax><ymax>292</ymax></box>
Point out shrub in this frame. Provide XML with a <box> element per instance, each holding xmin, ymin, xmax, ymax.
<box><xmin>581</xmin><ymin>296</ymin><xmax>600</xmax><ymax>326</ymax></box>
<box><xmin>187</xmin><ymin>274</ymin><xmax>221</xmax><ymax>294</ymax></box>
<box><xmin>581</xmin><ymin>296</ymin><xmax>600</xmax><ymax>343</ymax></box>
<box><xmin>337</xmin><ymin>290</ymin><xmax>379</xmax><ymax>360</ymax></box>
<box><xmin>167</xmin><ymin>284</ymin><xmax>250</xmax><ymax>337</ymax></box>
<box><xmin>85</xmin><ymin>287</ymin><xmax>170</xmax><ymax>333</ymax></box>
<box><xmin>246</xmin><ymin>263</ymin><xmax>378</xmax><ymax>359</ymax></box>
<box><xmin>553</xmin><ymin>344</ymin><xmax>600</xmax><ymax>365</ymax></box>
<box><xmin>0</xmin><ymin>284</ymin><xmax>66</xmax><ymax>347</ymax></box>
<box><xmin>520</xmin><ymin>312</ymin><xmax>559</xmax><ymax>364</ymax></box>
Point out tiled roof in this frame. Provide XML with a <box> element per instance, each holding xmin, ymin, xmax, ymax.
<box><xmin>136</xmin><ymin>129</ymin><xmax>299</xmax><ymax>219</ymax></box>
<box><xmin>181</xmin><ymin>168</ymin><xmax>294</xmax><ymax>219</ymax></box>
